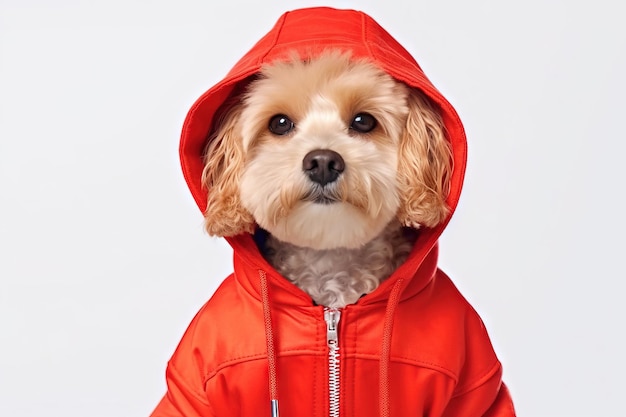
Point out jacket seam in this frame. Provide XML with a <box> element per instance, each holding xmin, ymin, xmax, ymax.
<box><xmin>452</xmin><ymin>360</ymin><xmax>502</xmax><ymax>397</ymax></box>
<box><xmin>270</xmin><ymin>37</ymin><xmax>365</xmax><ymax>47</ymax></box>
<box><xmin>167</xmin><ymin>361</ymin><xmax>212</xmax><ymax>408</ymax></box>
<box><xmin>259</xmin><ymin>11</ymin><xmax>286</xmax><ymax>64</ymax></box>
<box><xmin>361</xmin><ymin>12</ymin><xmax>374</xmax><ymax>61</ymax></box>
<box><xmin>203</xmin><ymin>349</ymin><xmax>324</xmax><ymax>383</ymax></box>
<box><xmin>343</xmin><ymin>353</ymin><xmax>459</xmax><ymax>382</ymax></box>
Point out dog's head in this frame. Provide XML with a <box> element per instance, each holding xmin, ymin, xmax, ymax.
<box><xmin>201</xmin><ymin>51</ymin><xmax>452</xmax><ymax>250</ymax></box>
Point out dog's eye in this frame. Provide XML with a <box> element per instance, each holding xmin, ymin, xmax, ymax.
<box><xmin>268</xmin><ymin>114</ymin><xmax>295</xmax><ymax>135</ymax></box>
<box><xmin>350</xmin><ymin>113</ymin><xmax>377</xmax><ymax>133</ymax></box>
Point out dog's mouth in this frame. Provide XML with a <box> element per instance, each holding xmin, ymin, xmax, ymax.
<box><xmin>302</xmin><ymin>185</ymin><xmax>341</xmax><ymax>205</ymax></box>
<box><xmin>311</xmin><ymin>195</ymin><xmax>337</xmax><ymax>205</ymax></box>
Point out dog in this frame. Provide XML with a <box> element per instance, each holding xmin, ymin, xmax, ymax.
<box><xmin>200</xmin><ymin>51</ymin><xmax>452</xmax><ymax>308</ymax></box>
<box><xmin>152</xmin><ymin>8</ymin><xmax>515</xmax><ymax>416</ymax></box>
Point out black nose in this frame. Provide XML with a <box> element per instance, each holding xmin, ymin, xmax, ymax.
<box><xmin>302</xmin><ymin>149</ymin><xmax>345</xmax><ymax>186</ymax></box>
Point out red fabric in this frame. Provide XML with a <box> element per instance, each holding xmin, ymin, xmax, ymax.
<box><xmin>153</xmin><ymin>6</ymin><xmax>515</xmax><ymax>417</ymax></box>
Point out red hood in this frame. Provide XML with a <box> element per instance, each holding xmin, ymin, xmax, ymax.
<box><xmin>179</xmin><ymin>6</ymin><xmax>467</xmax><ymax>303</ymax></box>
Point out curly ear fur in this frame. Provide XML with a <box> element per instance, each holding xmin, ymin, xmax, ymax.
<box><xmin>397</xmin><ymin>90</ymin><xmax>453</xmax><ymax>228</ymax></box>
<box><xmin>201</xmin><ymin>99</ymin><xmax>255</xmax><ymax>236</ymax></box>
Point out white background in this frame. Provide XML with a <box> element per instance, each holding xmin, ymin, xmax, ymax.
<box><xmin>1</xmin><ymin>0</ymin><xmax>624</xmax><ymax>416</ymax></box>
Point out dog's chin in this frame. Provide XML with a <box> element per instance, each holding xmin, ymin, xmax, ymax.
<box><xmin>263</xmin><ymin>201</ymin><xmax>395</xmax><ymax>250</ymax></box>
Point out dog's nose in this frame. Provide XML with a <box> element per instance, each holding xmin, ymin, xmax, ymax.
<box><xmin>302</xmin><ymin>149</ymin><xmax>345</xmax><ymax>186</ymax></box>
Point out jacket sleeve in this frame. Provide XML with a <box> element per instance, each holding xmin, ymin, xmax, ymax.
<box><xmin>441</xmin><ymin>304</ymin><xmax>516</xmax><ymax>417</ymax></box>
<box><xmin>150</xmin><ymin>303</ymin><xmax>216</xmax><ymax>417</ymax></box>
<box><xmin>441</xmin><ymin>365</ymin><xmax>516</xmax><ymax>417</ymax></box>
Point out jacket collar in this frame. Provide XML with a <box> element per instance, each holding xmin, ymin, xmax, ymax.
<box><xmin>227</xmin><ymin>227</ymin><xmax>441</xmax><ymax>308</ymax></box>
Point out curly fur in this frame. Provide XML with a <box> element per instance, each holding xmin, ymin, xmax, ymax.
<box><xmin>201</xmin><ymin>51</ymin><xmax>452</xmax><ymax>307</ymax></box>
<box><xmin>263</xmin><ymin>221</ymin><xmax>416</xmax><ymax>307</ymax></box>
<box><xmin>201</xmin><ymin>94</ymin><xmax>256</xmax><ymax>236</ymax></box>
<box><xmin>397</xmin><ymin>92</ymin><xmax>452</xmax><ymax>228</ymax></box>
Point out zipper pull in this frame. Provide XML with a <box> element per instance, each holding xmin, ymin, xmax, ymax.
<box><xmin>324</xmin><ymin>308</ymin><xmax>341</xmax><ymax>347</ymax></box>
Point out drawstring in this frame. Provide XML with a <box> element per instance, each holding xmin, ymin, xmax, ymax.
<box><xmin>259</xmin><ymin>270</ymin><xmax>280</xmax><ymax>417</ymax></box>
<box><xmin>379</xmin><ymin>279</ymin><xmax>404</xmax><ymax>417</ymax></box>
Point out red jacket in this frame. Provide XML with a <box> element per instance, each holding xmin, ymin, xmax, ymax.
<box><xmin>152</xmin><ymin>7</ymin><xmax>515</xmax><ymax>417</ymax></box>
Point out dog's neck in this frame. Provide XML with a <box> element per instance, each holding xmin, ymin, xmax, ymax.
<box><xmin>260</xmin><ymin>221</ymin><xmax>417</xmax><ymax>308</ymax></box>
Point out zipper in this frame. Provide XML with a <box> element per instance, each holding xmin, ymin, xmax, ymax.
<box><xmin>324</xmin><ymin>308</ymin><xmax>341</xmax><ymax>417</ymax></box>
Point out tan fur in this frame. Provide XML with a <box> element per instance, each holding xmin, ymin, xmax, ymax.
<box><xmin>201</xmin><ymin>97</ymin><xmax>255</xmax><ymax>236</ymax></box>
<box><xmin>397</xmin><ymin>91</ymin><xmax>452</xmax><ymax>228</ymax></box>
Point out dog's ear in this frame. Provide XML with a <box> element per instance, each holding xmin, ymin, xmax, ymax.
<box><xmin>396</xmin><ymin>89</ymin><xmax>453</xmax><ymax>229</ymax></box>
<box><xmin>201</xmin><ymin>99</ymin><xmax>256</xmax><ymax>236</ymax></box>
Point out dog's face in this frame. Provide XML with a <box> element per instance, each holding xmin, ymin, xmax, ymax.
<box><xmin>202</xmin><ymin>52</ymin><xmax>452</xmax><ymax>250</ymax></box>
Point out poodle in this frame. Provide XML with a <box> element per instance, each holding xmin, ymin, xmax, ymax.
<box><xmin>200</xmin><ymin>51</ymin><xmax>452</xmax><ymax>308</ymax></box>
